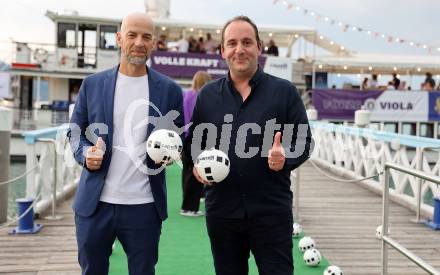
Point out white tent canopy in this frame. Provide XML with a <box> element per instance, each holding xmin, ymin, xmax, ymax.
<box><xmin>309</xmin><ymin>53</ymin><xmax>440</xmax><ymax>75</ymax></box>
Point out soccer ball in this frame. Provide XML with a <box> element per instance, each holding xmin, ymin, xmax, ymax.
<box><xmin>299</xmin><ymin>236</ymin><xmax>316</xmax><ymax>252</ymax></box>
<box><xmin>292</xmin><ymin>223</ymin><xmax>302</xmax><ymax>238</ymax></box>
<box><xmin>324</xmin><ymin>265</ymin><xmax>343</xmax><ymax>275</ymax></box>
<box><xmin>303</xmin><ymin>248</ymin><xmax>321</xmax><ymax>266</ymax></box>
<box><xmin>146</xmin><ymin>129</ymin><xmax>182</xmax><ymax>164</ymax></box>
<box><xmin>195</xmin><ymin>148</ymin><xmax>230</xmax><ymax>183</ymax></box>
<box><xmin>375</xmin><ymin>225</ymin><xmax>390</xmax><ymax>239</ymax></box>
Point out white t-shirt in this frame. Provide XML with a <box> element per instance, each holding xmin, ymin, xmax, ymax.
<box><xmin>100</xmin><ymin>72</ymin><xmax>154</xmax><ymax>204</ymax></box>
<box><xmin>204</xmin><ymin>39</ymin><xmax>218</xmax><ymax>54</ymax></box>
<box><xmin>176</xmin><ymin>38</ymin><xmax>189</xmax><ymax>53</ymax></box>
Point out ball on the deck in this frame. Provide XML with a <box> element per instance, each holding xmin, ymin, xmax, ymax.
<box><xmin>292</xmin><ymin>223</ymin><xmax>302</xmax><ymax>238</ymax></box>
<box><xmin>299</xmin><ymin>236</ymin><xmax>316</xmax><ymax>252</ymax></box>
<box><xmin>146</xmin><ymin>129</ymin><xmax>182</xmax><ymax>165</ymax></box>
<box><xmin>303</xmin><ymin>248</ymin><xmax>321</xmax><ymax>266</ymax></box>
<box><xmin>195</xmin><ymin>148</ymin><xmax>230</xmax><ymax>183</ymax></box>
<box><xmin>324</xmin><ymin>265</ymin><xmax>343</xmax><ymax>275</ymax></box>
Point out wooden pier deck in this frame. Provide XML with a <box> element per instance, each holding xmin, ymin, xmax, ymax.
<box><xmin>298</xmin><ymin>162</ymin><xmax>440</xmax><ymax>275</ymax></box>
<box><xmin>1</xmin><ymin>162</ymin><xmax>439</xmax><ymax>274</ymax></box>
<box><xmin>0</xmin><ymin>197</ymin><xmax>80</xmax><ymax>275</ymax></box>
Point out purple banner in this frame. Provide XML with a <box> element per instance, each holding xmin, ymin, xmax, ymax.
<box><xmin>150</xmin><ymin>51</ymin><xmax>267</xmax><ymax>79</ymax></box>
<box><xmin>312</xmin><ymin>89</ymin><xmax>383</xmax><ymax>120</ymax></box>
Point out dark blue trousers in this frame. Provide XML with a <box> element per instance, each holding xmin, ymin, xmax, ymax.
<box><xmin>206</xmin><ymin>211</ymin><xmax>293</xmax><ymax>275</ymax></box>
<box><xmin>75</xmin><ymin>202</ymin><xmax>162</xmax><ymax>275</ymax></box>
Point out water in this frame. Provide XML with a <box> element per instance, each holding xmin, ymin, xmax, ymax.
<box><xmin>8</xmin><ymin>161</ymin><xmax>27</xmax><ymax>217</ymax></box>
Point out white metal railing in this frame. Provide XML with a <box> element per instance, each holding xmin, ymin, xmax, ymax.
<box><xmin>310</xmin><ymin>121</ymin><xmax>440</xmax><ymax>218</ymax></box>
<box><xmin>382</xmin><ymin>162</ymin><xmax>440</xmax><ymax>275</ymax></box>
<box><xmin>2</xmin><ymin>41</ymin><xmax>112</xmax><ymax>72</ymax></box>
<box><xmin>21</xmin><ymin>124</ymin><xmax>81</xmax><ymax>215</ymax></box>
<box><xmin>8</xmin><ymin>107</ymin><xmax>67</xmax><ymax>131</ymax></box>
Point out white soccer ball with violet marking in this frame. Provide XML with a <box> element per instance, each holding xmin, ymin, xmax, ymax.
<box><xmin>292</xmin><ymin>222</ymin><xmax>302</xmax><ymax>238</ymax></box>
<box><xmin>303</xmin><ymin>248</ymin><xmax>321</xmax><ymax>267</ymax></box>
<box><xmin>146</xmin><ymin>129</ymin><xmax>182</xmax><ymax>165</ymax></box>
<box><xmin>195</xmin><ymin>148</ymin><xmax>230</xmax><ymax>183</ymax></box>
<box><xmin>324</xmin><ymin>265</ymin><xmax>343</xmax><ymax>275</ymax></box>
<box><xmin>299</xmin><ymin>236</ymin><xmax>316</xmax><ymax>252</ymax></box>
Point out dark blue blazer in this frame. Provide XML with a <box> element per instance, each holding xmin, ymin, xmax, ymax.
<box><xmin>68</xmin><ymin>65</ymin><xmax>184</xmax><ymax>220</ymax></box>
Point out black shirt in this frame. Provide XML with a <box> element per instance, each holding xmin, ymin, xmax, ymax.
<box><xmin>184</xmin><ymin>67</ymin><xmax>313</xmax><ymax>218</ymax></box>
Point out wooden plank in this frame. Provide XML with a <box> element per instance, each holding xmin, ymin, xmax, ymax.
<box><xmin>0</xmin><ymin>194</ymin><xmax>80</xmax><ymax>275</ymax></box>
<box><xmin>296</xmin><ymin>162</ymin><xmax>440</xmax><ymax>275</ymax></box>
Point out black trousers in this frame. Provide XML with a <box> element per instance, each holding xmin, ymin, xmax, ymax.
<box><xmin>181</xmin><ymin>153</ymin><xmax>204</xmax><ymax>211</ymax></box>
<box><xmin>206</xmin><ymin>211</ymin><xmax>293</xmax><ymax>275</ymax></box>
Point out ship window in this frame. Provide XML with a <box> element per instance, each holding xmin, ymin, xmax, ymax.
<box><xmin>383</xmin><ymin>122</ymin><xmax>397</xmax><ymax>133</ymax></box>
<box><xmin>369</xmin><ymin>122</ymin><xmax>380</xmax><ymax>131</ymax></box>
<box><xmin>100</xmin><ymin>25</ymin><xmax>117</xmax><ymax>50</ymax></box>
<box><xmin>402</xmin><ymin>123</ymin><xmax>416</xmax><ymax>136</ymax></box>
<box><xmin>58</xmin><ymin>23</ymin><xmax>76</xmax><ymax>48</ymax></box>
<box><xmin>420</xmin><ymin>123</ymin><xmax>434</xmax><ymax>138</ymax></box>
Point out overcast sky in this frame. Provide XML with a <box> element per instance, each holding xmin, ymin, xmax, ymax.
<box><xmin>1</xmin><ymin>0</ymin><xmax>439</xmax><ymax>59</ymax></box>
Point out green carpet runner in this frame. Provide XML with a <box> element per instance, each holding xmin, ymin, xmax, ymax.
<box><xmin>109</xmin><ymin>164</ymin><xmax>330</xmax><ymax>275</ymax></box>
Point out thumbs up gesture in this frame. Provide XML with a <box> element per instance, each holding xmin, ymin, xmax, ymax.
<box><xmin>268</xmin><ymin>132</ymin><xmax>285</xmax><ymax>171</ymax></box>
<box><xmin>86</xmin><ymin>137</ymin><xmax>105</xmax><ymax>170</ymax></box>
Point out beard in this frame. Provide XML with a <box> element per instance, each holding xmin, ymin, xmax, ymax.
<box><xmin>126</xmin><ymin>54</ymin><xmax>148</xmax><ymax>65</ymax></box>
<box><xmin>122</xmin><ymin>49</ymin><xmax>149</xmax><ymax>65</ymax></box>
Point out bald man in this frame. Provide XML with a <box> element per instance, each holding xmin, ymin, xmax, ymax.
<box><xmin>68</xmin><ymin>12</ymin><xmax>184</xmax><ymax>275</ymax></box>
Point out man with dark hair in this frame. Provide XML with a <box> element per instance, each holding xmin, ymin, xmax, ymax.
<box><xmin>205</xmin><ymin>33</ymin><xmax>218</xmax><ymax>54</ymax></box>
<box><xmin>392</xmin><ymin>73</ymin><xmax>400</xmax><ymax>90</ymax></box>
<box><xmin>157</xmin><ymin>34</ymin><xmax>167</xmax><ymax>51</ymax></box>
<box><xmin>185</xmin><ymin>15</ymin><xmax>313</xmax><ymax>275</ymax></box>
<box><xmin>370</xmin><ymin>74</ymin><xmax>378</xmax><ymax>88</ymax></box>
<box><xmin>220</xmin><ymin>15</ymin><xmax>261</xmax><ymax>47</ymax></box>
<box><xmin>423</xmin><ymin>72</ymin><xmax>436</xmax><ymax>91</ymax></box>
<box><xmin>266</xmin><ymin>40</ymin><xmax>279</xmax><ymax>56</ymax></box>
